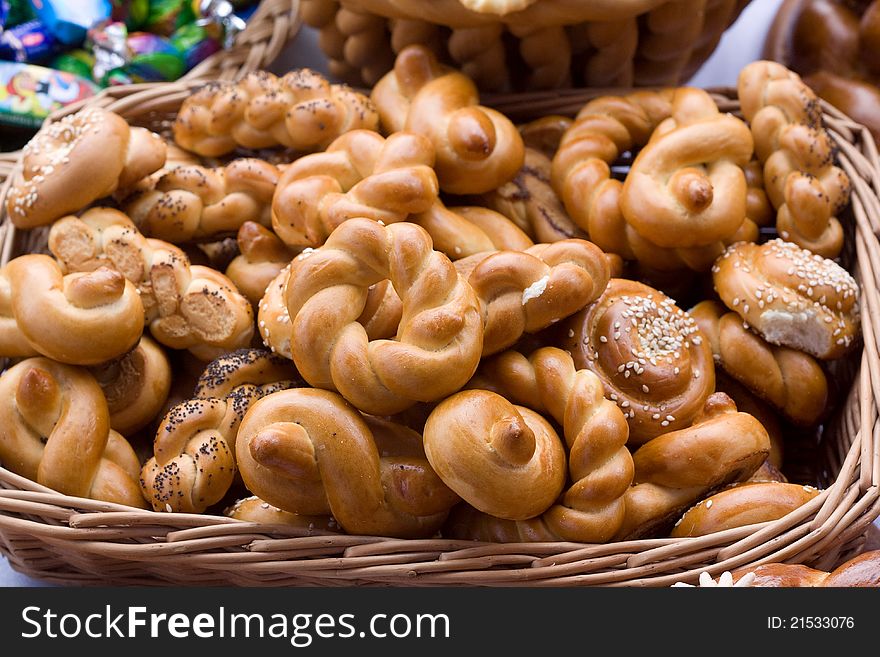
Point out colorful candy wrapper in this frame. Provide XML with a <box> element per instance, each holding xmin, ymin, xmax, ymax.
<box><xmin>89</xmin><ymin>21</ymin><xmax>185</xmax><ymax>85</ymax></box>
<box><xmin>0</xmin><ymin>19</ymin><xmax>62</xmax><ymax>62</ymax></box>
<box><xmin>0</xmin><ymin>0</ymin><xmax>36</xmax><ymax>29</ymax></box>
<box><xmin>110</xmin><ymin>0</ymin><xmax>150</xmax><ymax>31</ymax></box>
<box><xmin>51</xmin><ymin>49</ymin><xmax>96</xmax><ymax>81</ymax></box>
<box><xmin>28</xmin><ymin>0</ymin><xmax>112</xmax><ymax>45</ymax></box>
<box><xmin>145</xmin><ymin>0</ymin><xmax>195</xmax><ymax>36</ymax></box>
<box><xmin>0</xmin><ymin>61</ymin><xmax>99</xmax><ymax>129</ymax></box>
<box><xmin>193</xmin><ymin>0</ymin><xmax>246</xmax><ymax>49</ymax></box>
<box><xmin>170</xmin><ymin>21</ymin><xmax>219</xmax><ymax>71</ymax></box>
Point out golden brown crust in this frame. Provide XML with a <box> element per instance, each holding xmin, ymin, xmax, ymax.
<box><xmin>173</xmin><ymin>69</ymin><xmax>379</xmax><ymax>157</ymax></box>
<box><xmin>371</xmin><ymin>45</ymin><xmax>524</xmax><ymax>194</ymax></box>
<box><xmin>711</xmin><ymin>239</ymin><xmax>860</xmax><ymax>360</ymax></box>
<box><xmin>731</xmin><ymin>549</ymin><xmax>880</xmax><ymax>587</ymax></box>
<box><xmin>235</xmin><ymin>387</ymin><xmax>460</xmax><ymax>538</ymax></box>
<box><xmin>670</xmin><ymin>481</ymin><xmax>820</xmax><ymax>537</ymax></box>
<box><xmin>225</xmin><ymin>222</ymin><xmax>295</xmax><ymax>307</ymax></box>
<box><xmin>690</xmin><ymin>299</ymin><xmax>829</xmax><ymax>425</ymax></box>
<box><xmin>224</xmin><ymin>495</ymin><xmax>341</xmax><ymax>533</ymax></box>
<box><xmin>560</xmin><ymin>278</ymin><xmax>715</xmax><ymax>444</ymax></box>
<box><xmin>0</xmin><ymin>357</ymin><xmax>146</xmax><ymax>508</ymax></box>
<box><xmin>6</xmin><ymin>108</ymin><xmax>166</xmax><ymax>229</ymax></box>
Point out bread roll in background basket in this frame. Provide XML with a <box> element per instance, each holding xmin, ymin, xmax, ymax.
<box><xmin>0</xmin><ymin>2</ymin><xmax>878</xmax><ymax>588</ymax></box>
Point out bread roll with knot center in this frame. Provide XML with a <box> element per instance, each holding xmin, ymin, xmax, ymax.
<box><xmin>235</xmin><ymin>387</ymin><xmax>461</xmax><ymax>538</ymax></box>
<box><xmin>1</xmin><ymin>254</ymin><xmax>144</xmax><ymax>366</ymax></box>
<box><xmin>559</xmin><ymin>278</ymin><xmax>715</xmax><ymax>444</ymax></box>
<box><xmin>442</xmin><ymin>347</ymin><xmax>632</xmax><ymax>542</ymax></box>
<box><xmin>281</xmin><ymin>218</ymin><xmax>484</xmax><ymax>415</ymax></box>
<box><xmin>172</xmin><ymin>69</ymin><xmax>379</xmax><ymax>157</ymax></box>
<box><xmin>48</xmin><ymin>207</ymin><xmax>254</xmax><ymax>362</ymax></box>
<box><xmin>6</xmin><ymin>107</ymin><xmax>166</xmax><ymax>229</ymax></box>
<box><xmin>371</xmin><ymin>45</ymin><xmax>525</xmax><ymax>194</ymax></box>
<box><xmin>225</xmin><ymin>222</ymin><xmax>295</xmax><ymax>307</ymax></box>
<box><xmin>0</xmin><ymin>358</ymin><xmax>146</xmax><ymax>508</ymax></box>
<box><xmin>711</xmin><ymin>238</ymin><xmax>860</xmax><ymax>360</ymax></box>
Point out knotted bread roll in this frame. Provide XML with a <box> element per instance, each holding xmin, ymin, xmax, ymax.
<box><xmin>281</xmin><ymin>218</ymin><xmax>484</xmax><ymax>415</ymax></box>
<box><xmin>0</xmin><ymin>357</ymin><xmax>146</xmax><ymax>508</ymax></box>
<box><xmin>1</xmin><ymin>254</ymin><xmax>144</xmax><ymax>366</ymax></box>
<box><xmin>711</xmin><ymin>238</ymin><xmax>860</xmax><ymax>360</ymax></box>
<box><xmin>6</xmin><ymin>107</ymin><xmax>166</xmax><ymax>229</ymax></box>
<box><xmin>443</xmin><ymin>347</ymin><xmax>632</xmax><ymax>542</ymax></box>
<box><xmin>48</xmin><ymin>208</ymin><xmax>254</xmax><ymax>361</ymax></box>
<box><xmin>371</xmin><ymin>44</ymin><xmax>525</xmax><ymax>194</ymax></box>
<box><xmin>124</xmin><ymin>158</ymin><xmax>280</xmax><ymax>243</ymax></box>
<box><xmin>225</xmin><ymin>222</ymin><xmax>295</xmax><ymax>307</ymax></box>
<box><xmin>559</xmin><ymin>278</ymin><xmax>715</xmax><ymax>444</ymax></box>
<box><xmin>235</xmin><ymin>387</ymin><xmax>461</xmax><ymax>538</ymax></box>
<box><xmin>173</xmin><ymin>69</ymin><xmax>379</xmax><ymax>157</ymax></box>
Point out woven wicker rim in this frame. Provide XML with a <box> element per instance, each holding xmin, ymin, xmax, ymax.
<box><xmin>0</xmin><ymin>82</ymin><xmax>878</xmax><ymax>587</ymax></box>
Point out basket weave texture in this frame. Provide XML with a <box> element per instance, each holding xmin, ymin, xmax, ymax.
<box><xmin>300</xmin><ymin>0</ymin><xmax>752</xmax><ymax>91</ymax></box>
<box><xmin>0</xmin><ymin>77</ymin><xmax>879</xmax><ymax>586</ymax></box>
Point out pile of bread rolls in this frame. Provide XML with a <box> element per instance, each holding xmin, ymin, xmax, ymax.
<box><xmin>0</xmin><ymin>47</ymin><xmax>863</xmax><ymax>553</ymax></box>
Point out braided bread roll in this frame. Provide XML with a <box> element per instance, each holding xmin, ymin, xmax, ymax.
<box><xmin>616</xmin><ymin>392</ymin><xmax>770</xmax><ymax>539</ymax></box>
<box><xmin>731</xmin><ymin>549</ymin><xmax>880</xmax><ymax>587</ymax></box>
<box><xmin>225</xmin><ymin>222</ymin><xmax>295</xmax><ymax>307</ymax></box>
<box><xmin>559</xmin><ymin>278</ymin><xmax>715</xmax><ymax>444</ymax></box>
<box><xmin>712</xmin><ymin>239</ymin><xmax>861</xmax><ymax>360</ymax></box>
<box><xmin>443</xmin><ymin>347</ymin><xmax>632</xmax><ymax>541</ymax></box>
<box><xmin>569</xmin><ymin>18</ymin><xmax>638</xmax><ymax>87</ymax></box>
<box><xmin>89</xmin><ymin>335</ymin><xmax>172</xmax><ymax>436</ymax></box>
<box><xmin>457</xmin><ymin>238</ymin><xmax>610</xmax><ymax>356</ymax></box>
<box><xmin>173</xmin><ymin>69</ymin><xmax>379</xmax><ymax>158</ymax></box>
<box><xmin>6</xmin><ymin>107</ymin><xmax>166</xmax><ymax>229</ymax></box>
<box><xmin>690</xmin><ymin>299</ymin><xmax>828</xmax><ymax>425</ymax></box>
<box><xmin>737</xmin><ymin>60</ymin><xmax>851</xmax><ymax>258</ymax></box>
<box><xmin>0</xmin><ymin>254</ymin><xmax>144</xmax><ymax>366</ymax></box>
<box><xmin>124</xmin><ymin>158</ymin><xmax>280</xmax><ymax>243</ymax></box>
<box><xmin>670</xmin><ymin>481</ymin><xmax>821</xmax><ymax>537</ymax></box>
<box><xmin>236</xmin><ymin>387</ymin><xmax>461</xmax><ymax>538</ymax></box>
<box><xmin>0</xmin><ymin>358</ymin><xmax>146</xmax><ymax>508</ymax></box>
<box><xmin>140</xmin><ymin>348</ymin><xmax>302</xmax><ymax>513</ymax></box>
<box><xmin>423</xmin><ymin>389</ymin><xmax>566</xmax><ymax>520</ymax></box>
<box><xmin>48</xmin><ymin>207</ymin><xmax>254</xmax><ymax>361</ymax></box>
<box><xmin>371</xmin><ymin>45</ymin><xmax>525</xmax><ymax>194</ymax></box>
<box><xmin>282</xmin><ymin>218</ymin><xmax>483</xmax><ymax>415</ymax></box>
<box><xmin>447</xmin><ymin>24</ymin><xmax>511</xmax><ymax>93</ymax></box>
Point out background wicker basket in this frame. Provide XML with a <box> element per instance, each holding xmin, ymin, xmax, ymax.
<box><xmin>0</xmin><ymin>75</ymin><xmax>878</xmax><ymax>586</ymax></box>
<box><xmin>299</xmin><ymin>0</ymin><xmax>753</xmax><ymax>92</ymax></box>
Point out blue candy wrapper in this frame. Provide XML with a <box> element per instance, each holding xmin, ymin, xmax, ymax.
<box><xmin>0</xmin><ymin>19</ymin><xmax>62</xmax><ymax>62</ymax></box>
<box><xmin>28</xmin><ymin>0</ymin><xmax>112</xmax><ymax>45</ymax></box>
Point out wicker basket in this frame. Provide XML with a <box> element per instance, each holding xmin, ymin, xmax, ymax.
<box><xmin>299</xmin><ymin>0</ymin><xmax>752</xmax><ymax>91</ymax></box>
<box><xmin>0</xmin><ymin>78</ymin><xmax>879</xmax><ymax>587</ymax></box>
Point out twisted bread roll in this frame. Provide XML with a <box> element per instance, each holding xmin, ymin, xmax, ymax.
<box><xmin>89</xmin><ymin>335</ymin><xmax>172</xmax><ymax>436</ymax></box>
<box><xmin>670</xmin><ymin>481</ymin><xmax>821</xmax><ymax>537</ymax></box>
<box><xmin>331</xmin><ymin>6</ymin><xmax>397</xmax><ymax>86</ymax></box>
<box><xmin>569</xmin><ymin>18</ymin><xmax>638</xmax><ymax>87</ymax></box>
<box><xmin>423</xmin><ymin>389</ymin><xmax>566</xmax><ymax>520</ymax></box>
<box><xmin>509</xmin><ymin>23</ymin><xmax>572</xmax><ymax>90</ymax></box>
<box><xmin>371</xmin><ymin>45</ymin><xmax>525</xmax><ymax>194</ymax></box>
<box><xmin>731</xmin><ymin>549</ymin><xmax>880</xmax><ymax>587</ymax></box>
<box><xmin>458</xmin><ymin>238</ymin><xmax>610</xmax><ymax>356</ymax></box>
<box><xmin>48</xmin><ymin>208</ymin><xmax>254</xmax><ymax>361</ymax></box>
<box><xmin>559</xmin><ymin>278</ymin><xmax>715</xmax><ymax>444</ymax></box>
<box><xmin>712</xmin><ymin>239</ymin><xmax>860</xmax><ymax>360</ymax></box>
<box><xmin>620</xmin><ymin>87</ymin><xmax>754</xmax><ymax>250</ymax></box>
<box><xmin>0</xmin><ymin>268</ymin><xmax>38</xmax><ymax>359</ymax></box>
<box><xmin>737</xmin><ymin>60</ymin><xmax>851</xmax><ymax>257</ymax></box>
<box><xmin>6</xmin><ymin>107</ymin><xmax>166</xmax><ymax>229</ymax></box>
<box><xmin>450</xmin><ymin>347</ymin><xmax>633</xmax><ymax>541</ymax></box>
<box><xmin>224</xmin><ymin>495</ymin><xmax>341</xmax><ymax>533</ymax></box>
<box><xmin>1</xmin><ymin>254</ymin><xmax>144</xmax><ymax>366</ymax></box>
<box><xmin>236</xmin><ymin>387</ymin><xmax>461</xmax><ymax>538</ymax></box>
<box><xmin>616</xmin><ymin>392</ymin><xmax>770</xmax><ymax>539</ymax></box>
<box><xmin>140</xmin><ymin>348</ymin><xmax>302</xmax><ymax>513</ymax></box>
<box><xmin>714</xmin><ymin>371</ymin><xmax>785</xmax><ymax>469</ymax></box>
<box><xmin>283</xmin><ymin>218</ymin><xmax>483</xmax><ymax>415</ymax></box>
<box><xmin>690</xmin><ymin>299</ymin><xmax>828</xmax><ymax>425</ymax></box>
<box><xmin>124</xmin><ymin>158</ymin><xmax>280</xmax><ymax>243</ymax></box>
<box><xmin>257</xmin><ymin>265</ymin><xmax>293</xmax><ymax>359</ymax></box>
<box><xmin>447</xmin><ymin>24</ymin><xmax>511</xmax><ymax>93</ymax></box>
<box><xmin>173</xmin><ymin>69</ymin><xmax>379</xmax><ymax>157</ymax></box>
<box><xmin>631</xmin><ymin>0</ymin><xmax>711</xmax><ymax>86</ymax></box>
<box><xmin>225</xmin><ymin>222</ymin><xmax>295</xmax><ymax>306</ymax></box>
<box><xmin>0</xmin><ymin>357</ymin><xmax>146</xmax><ymax>508</ymax></box>
<box><xmin>481</xmin><ymin>147</ymin><xmax>588</xmax><ymax>243</ymax></box>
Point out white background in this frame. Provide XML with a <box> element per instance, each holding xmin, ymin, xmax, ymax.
<box><xmin>6</xmin><ymin>0</ymin><xmax>876</xmax><ymax>587</ymax></box>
